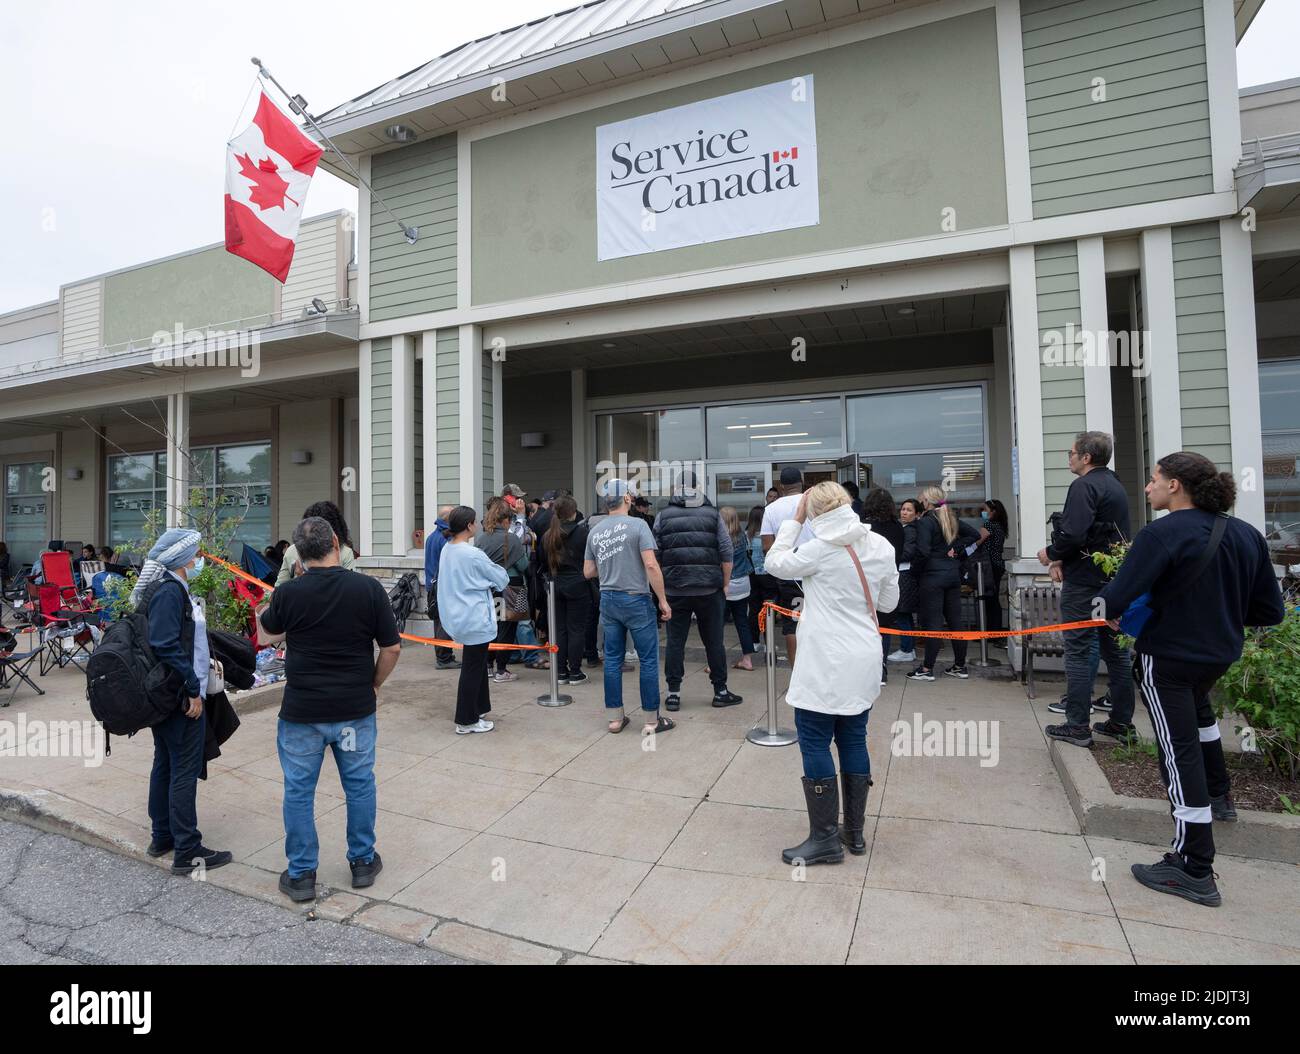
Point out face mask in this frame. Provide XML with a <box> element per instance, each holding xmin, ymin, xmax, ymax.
<box><xmin>980</xmin><ymin>511</ymin><xmax>989</xmax><ymax>521</ymax></box>
<box><xmin>190</xmin><ymin>557</ymin><xmax>205</xmax><ymax>577</ymax></box>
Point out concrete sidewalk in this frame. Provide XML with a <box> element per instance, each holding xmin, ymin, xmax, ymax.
<box><xmin>2</xmin><ymin>648</ymin><xmax>1298</xmax><ymax>965</ymax></box>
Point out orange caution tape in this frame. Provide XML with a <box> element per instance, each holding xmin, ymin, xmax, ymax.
<box><xmin>756</xmin><ymin>600</ymin><xmax>1103</xmax><ymax>640</ymax></box>
<box><xmin>201</xmin><ymin>551</ymin><xmax>558</xmax><ymax>653</ymax></box>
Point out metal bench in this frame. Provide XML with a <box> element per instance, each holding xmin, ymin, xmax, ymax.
<box><xmin>1018</xmin><ymin>584</ymin><xmax>1064</xmax><ymax>699</ymax></box>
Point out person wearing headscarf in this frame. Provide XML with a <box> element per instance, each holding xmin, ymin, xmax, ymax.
<box><xmin>136</xmin><ymin>527</ymin><xmax>232</xmax><ymax>877</ymax></box>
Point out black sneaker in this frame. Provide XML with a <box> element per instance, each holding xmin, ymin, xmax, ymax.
<box><xmin>279</xmin><ymin>869</ymin><xmax>317</xmax><ymax>902</ymax></box>
<box><xmin>566</xmin><ymin>672</ymin><xmax>588</xmax><ymax>686</ymax></box>
<box><xmin>556</xmin><ymin>673</ymin><xmax>569</xmax><ymax>685</ymax></box>
<box><xmin>712</xmin><ymin>689</ymin><xmax>743</xmax><ymax>708</ymax></box>
<box><xmin>944</xmin><ymin>665</ymin><xmax>969</xmax><ymax>679</ymax></box>
<box><xmin>1093</xmin><ymin>693</ymin><xmax>1112</xmax><ymax>712</ymax></box>
<box><xmin>350</xmin><ymin>852</ymin><xmax>383</xmax><ymax>890</ymax></box>
<box><xmin>665</xmin><ymin>693</ymin><xmax>681</xmax><ymax>712</ymax></box>
<box><xmin>1044</xmin><ymin>722</ymin><xmax>1093</xmax><ymax>748</ymax></box>
<box><xmin>1048</xmin><ymin>694</ymin><xmax>1098</xmax><ymax>715</ymax></box>
<box><xmin>171</xmin><ymin>846</ymin><xmax>233</xmax><ymax>876</ymax></box>
<box><xmin>146</xmin><ymin>839</ymin><xmax>174</xmax><ymax>859</ymax></box>
<box><xmin>1131</xmin><ymin>853</ymin><xmax>1221</xmax><ymax>907</ymax></box>
<box><xmin>1092</xmin><ymin>719</ymin><xmax>1137</xmax><ymax>740</ymax></box>
<box><xmin>584</xmin><ymin>658</ymin><xmax>601</xmax><ymax>669</ymax></box>
<box><xmin>435</xmin><ymin>659</ymin><xmax>460</xmax><ymax>670</ymax></box>
<box><xmin>907</xmin><ymin>667</ymin><xmax>935</xmax><ymax>682</ymax></box>
<box><xmin>1210</xmin><ymin>794</ymin><xmax>1238</xmax><ymax>822</ymax></box>
<box><xmin>880</xmin><ymin>669</ymin><xmax>888</xmax><ymax>686</ymax></box>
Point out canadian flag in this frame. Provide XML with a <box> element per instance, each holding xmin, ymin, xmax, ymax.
<box><xmin>225</xmin><ymin>93</ymin><xmax>323</xmax><ymax>283</ymax></box>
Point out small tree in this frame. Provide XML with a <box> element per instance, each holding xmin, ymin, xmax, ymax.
<box><xmin>106</xmin><ymin>484</ymin><xmax>255</xmax><ymax>635</ymax></box>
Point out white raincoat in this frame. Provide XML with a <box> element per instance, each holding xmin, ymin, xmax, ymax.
<box><xmin>765</xmin><ymin>503</ymin><xmax>900</xmax><ymax>716</ymax></box>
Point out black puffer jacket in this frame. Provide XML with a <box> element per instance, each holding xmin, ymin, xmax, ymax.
<box><xmin>654</xmin><ymin>496</ymin><xmax>731</xmax><ymax>596</ymax></box>
<box><xmin>907</xmin><ymin>510</ymin><xmax>980</xmax><ymax>586</ymax></box>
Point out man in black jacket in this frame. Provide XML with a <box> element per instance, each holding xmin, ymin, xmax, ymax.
<box><xmin>654</xmin><ymin>469</ymin><xmax>743</xmax><ymax>711</ymax></box>
<box><xmin>1039</xmin><ymin>431</ymin><xmax>1135</xmax><ymax>747</ymax></box>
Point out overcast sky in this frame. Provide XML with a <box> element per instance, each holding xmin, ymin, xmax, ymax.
<box><xmin>2</xmin><ymin>0</ymin><xmax>1297</xmax><ymax>316</ymax></box>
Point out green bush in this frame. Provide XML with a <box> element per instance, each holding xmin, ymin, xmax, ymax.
<box><xmin>1216</xmin><ymin>608</ymin><xmax>1300</xmax><ymax>782</ymax></box>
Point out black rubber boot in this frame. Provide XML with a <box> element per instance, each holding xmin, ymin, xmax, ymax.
<box><xmin>840</xmin><ymin>773</ymin><xmax>872</xmax><ymax>855</ymax></box>
<box><xmin>782</xmin><ymin>777</ymin><xmax>844</xmax><ymax>866</ymax></box>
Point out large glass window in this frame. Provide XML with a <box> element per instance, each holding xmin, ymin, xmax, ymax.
<box><xmin>107</xmin><ymin>442</ymin><xmax>271</xmax><ymax>555</ymax></box>
<box><xmin>1260</xmin><ymin>359</ymin><xmax>1300</xmax><ymax>567</ymax></box>
<box><xmin>706</xmin><ymin>398</ymin><xmax>841</xmax><ymax>459</ymax></box>
<box><xmin>4</xmin><ymin>461</ymin><xmax>50</xmax><ymax>567</ymax></box>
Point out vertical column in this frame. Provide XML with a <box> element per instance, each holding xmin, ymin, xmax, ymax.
<box><xmin>165</xmin><ymin>391</ymin><xmax>190</xmax><ymax>529</ymax></box>
<box><xmin>358</xmin><ymin>339</ymin><xmax>373</xmax><ymax>556</ymax></box>
<box><xmin>570</xmin><ymin>369</ymin><xmax>587</xmax><ymax>509</ymax></box>
<box><xmin>458</xmin><ymin>324</ymin><xmax>484</xmax><ymax>506</ymax></box>
<box><xmin>1009</xmin><ymin>245</ymin><xmax>1046</xmax><ymax>555</ymax></box>
<box><xmin>1077</xmin><ymin>236</ymin><xmax>1113</xmax><ymax>451</ymax></box>
<box><xmin>1220</xmin><ymin>217</ymin><xmax>1266</xmax><ymax>532</ymax></box>
<box><xmin>390</xmin><ymin>333</ymin><xmax>416</xmax><ymax>555</ymax></box>
<box><xmin>1139</xmin><ymin>228</ymin><xmax>1183</xmax><ymax>464</ymax></box>
<box><xmin>492</xmin><ymin>356</ymin><xmax>503</xmax><ymax>494</ymax></box>
<box><xmin>421</xmin><ymin>330</ymin><xmax>439</xmax><ymax>534</ymax></box>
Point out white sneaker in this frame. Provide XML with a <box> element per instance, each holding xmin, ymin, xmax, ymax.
<box><xmin>887</xmin><ymin>649</ymin><xmax>915</xmax><ymax>663</ymax></box>
<box><xmin>492</xmin><ymin>670</ymin><xmax>517</xmax><ymax>683</ymax></box>
<box><xmin>456</xmin><ymin>719</ymin><xmax>495</xmax><ymax>734</ymax></box>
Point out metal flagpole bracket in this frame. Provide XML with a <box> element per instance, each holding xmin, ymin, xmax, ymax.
<box><xmin>251</xmin><ymin>57</ymin><xmax>421</xmax><ymax>245</ymax></box>
<box><xmin>746</xmin><ymin>604</ymin><xmax>797</xmax><ymax>747</ymax></box>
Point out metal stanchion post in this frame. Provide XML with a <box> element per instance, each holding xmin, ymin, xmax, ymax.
<box><xmin>536</xmin><ymin>578</ymin><xmax>572</xmax><ymax>707</ymax></box>
<box><xmin>971</xmin><ymin>561</ymin><xmax>1002</xmax><ymax>668</ymax></box>
<box><xmin>746</xmin><ymin>603</ymin><xmax>797</xmax><ymax>747</ymax></box>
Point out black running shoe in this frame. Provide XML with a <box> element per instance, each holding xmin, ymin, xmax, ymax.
<box><xmin>171</xmin><ymin>846</ymin><xmax>232</xmax><ymax>875</ymax></box>
<box><xmin>1044</xmin><ymin>722</ymin><xmax>1093</xmax><ymax>748</ymax></box>
<box><xmin>907</xmin><ymin>666</ymin><xmax>936</xmax><ymax>682</ymax></box>
<box><xmin>712</xmin><ymin>689</ymin><xmax>743</xmax><ymax>708</ymax></box>
<box><xmin>1130</xmin><ymin>853</ymin><xmax>1221</xmax><ymax>907</ymax></box>
<box><xmin>944</xmin><ymin>665</ymin><xmax>969</xmax><ymax>679</ymax></box>
<box><xmin>146</xmin><ymin>840</ymin><xmax>174</xmax><ymax>859</ymax></box>
<box><xmin>1093</xmin><ymin>693</ymin><xmax>1112</xmax><ymax>712</ymax></box>
<box><xmin>350</xmin><ymin>852</ymin><xmax>383</xmax><ymax>890</ymax></box>
<box><xmin>1092</xmin><ymin>719</ymin><xmax>1136</xmax><ymax>740</ymax></box>
<box><xmin>280</xmin><ymin>869</ymin><xmax>317</xmax><ymax>902</ymax></box>
<box><xmin>665</xmin><ymin>693</ymin><xmax>681</xmax><ymax>712</ymax></box>
<box><xmin>565</xmin><ymin>671</ymin><xmax>588</xmax><ymax>686</ymax></box>
<box><xmin>1210</xmin><ymin>794</ymin><xmax>1238</xmax><ymax>822</ymax></box>
<box><xmin>1049</xmin><ymin>695</ymin><xmax>1099</xmax><ymax>715</ymax></box>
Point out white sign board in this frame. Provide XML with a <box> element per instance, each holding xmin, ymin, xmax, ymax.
<box><xmin>596</xmin><ymin>76</ymin><xmax>819</xmax><ymax>261</ymax></box>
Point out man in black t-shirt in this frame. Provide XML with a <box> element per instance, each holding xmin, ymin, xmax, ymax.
<box><xmin>256</xmin><ymin>516</ymin><xmax>401</xmax><ymax>903</ymax></box>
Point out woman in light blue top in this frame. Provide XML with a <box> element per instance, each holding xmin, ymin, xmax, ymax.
<box><xmin>436</xmin><ymin>506</ymin><xmax>509</xmax><ymax>734</ymax></box>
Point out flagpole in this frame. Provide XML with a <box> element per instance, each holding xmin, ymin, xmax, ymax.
<box><xmin>251</xmin><ymin>57</ymin><xmax>419</xmax><ymax>245</ymax></box>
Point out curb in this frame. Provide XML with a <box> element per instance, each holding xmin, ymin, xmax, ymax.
<box><xmin>0</xmin><ymin>785</ymin><xmax>618</xmax><ymax>965</ymax></box>
<box><xmin>1049</xmin><ymin>740</ymin><xmax>1300</xmax><ymax>865</ymax></box>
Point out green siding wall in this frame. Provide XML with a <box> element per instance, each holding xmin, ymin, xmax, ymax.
<box><xmin>1172</xmin><ymin>223</ymin><xmax>1232</xmax><ymax>469</ymax></box>
<box><xmin>370</xmin><ymin>338</ymin><xmax>393</xmax><ymax>547</ymax></box>
<box><xmin>1022</xmin><ymin>0</ymin><xmax>1213</xmax><ymax>219</ymax></box>
<box><xmin>370</xmin><ymin>136</ymin><xmax>458</xmax><ymax>322</ymax></box>
<box><xmin>102</xmin><ymin>246</ymin><xmax>277</xmax><ymax>345</ymax></box>
<box><xmin>1036</xmin><ymin>241</ymin><xmax>1086</xmax><ymax>511</ymax></box>
<box><xmin>472</xmin><ymin>9</ymin><xmax>1006</xmax><ymax>304</ymax></box>
<box><xmin>436</xmin><ymin>329</ymin><xmax>459</xmax><ymax>505</ymax></box>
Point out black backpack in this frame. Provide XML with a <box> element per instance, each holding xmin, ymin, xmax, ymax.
<box><xmin>388</xmin><ymin>572</ymin><xmax>420</xmax><ymax>634</ymax></box>
<box><xmin>85</xmin><ymin>578</ymin><xmax>191</xmax><ymax>741</ymax></box>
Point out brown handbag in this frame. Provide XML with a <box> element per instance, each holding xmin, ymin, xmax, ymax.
<box><xmin>846</xmin><ymin>546</ymin><xmax>880</xmax><ymax>628</ymax></box>
<box><xmin>494</xmin><ymin>529</ymin><xmax>529</xmax><ymax>622</ymax></box>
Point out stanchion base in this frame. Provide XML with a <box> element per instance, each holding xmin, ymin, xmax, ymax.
<box><xmin>970</xmin><ymin>659</ymin><xmax>1004</xmax><ymax>668</ymax></box>
<box><xmin>746</xmin><ymin>727</ymin><xmax>798</xmax><ymax>747</ymax></box>
<box><xmin>536</xmin><ymin>694</ymin><xmax>573</xmax><ymax>707</ymax></box>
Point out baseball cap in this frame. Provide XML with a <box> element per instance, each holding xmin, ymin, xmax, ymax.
<box><xmin>601</xmin><ymin>478</ymin><xmax>635</xmax><ymax>508</ymax></box>
<box><xmin>779</xmin><ymin>466</ymin><xmax>803</xmax><ymax>486</ymax></box>
<box><xmin>542</xmin><ymin>489</ymin><xmax>558</xmax><ymax>502</ymax></box>
<box><xmin>503</xmin><ymin>483</ymin><xmax>526</xmax><ymax>498</ymax></box>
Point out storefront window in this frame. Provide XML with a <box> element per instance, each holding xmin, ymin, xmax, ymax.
<box><xmin>706</xmin><ymin>398</ymin><xmax>841</xmax><ymax>459</ymax></box>
<box><xmin>596</xmin><ymin>408</ymin><xmax>703</xmax><ymax>466</ymax></box>
<box><xmin>107</xmin><ymin>442</ymin><xmax>271</xmax><ymax>555</ymax></box>
<box><xmin>4</xmin><ymin>461</ymin><xmax>50</xmax><ymax>566</ymax></box>
<box><xmin>847</xmin><ymin>387</ymin><xmax>984</xmax><ymax>453</ymax></box>
<box><xmin>1260</xmin><ymin>359</ymin><xmax>1300</xmax><ymax>567</ymax></box>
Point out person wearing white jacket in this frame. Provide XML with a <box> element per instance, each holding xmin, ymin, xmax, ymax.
<box><xmin>765</xmin><ymin>481</ymin><xmax>899</xmax><ymax>865</ymax></box>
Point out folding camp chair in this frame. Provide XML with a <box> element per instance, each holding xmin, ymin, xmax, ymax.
<box><xmin>40</xmin><ymin>550</ymin><xmax>97</xmax><ymax>612</ymax></box>
<box><xmin>0</xmin><ymin>625</ymin><xmax>45</xmax><ymax>705</ymax></box>
<box><xmin>34</xmin><ymin>583</ymin><xmax>97</xmax><ymax>674</ymax></box>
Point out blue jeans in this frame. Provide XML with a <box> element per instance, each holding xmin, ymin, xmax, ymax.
<box><xmin>600</xmin><ymin>591</ymin><xmax>660</xmax><ymax>713</ymax></box>
<box><xmin>794</xmin><ymin>707</ymin><xmax>870</xmax><ymax>780</ymax></box>
<box><xmin>893</xmin><ymin>611</ymin><xmax>915</xmax><ymax>652</ymax></box>
<box><xmin>148</xmin><ymin>707</ymin><xmax>206</xmax><ymax>858</ymax></box>
<box><xmin>277</xmin><ymin>714</ymin><xmax>377</xmax><ymax>878</ymax></box>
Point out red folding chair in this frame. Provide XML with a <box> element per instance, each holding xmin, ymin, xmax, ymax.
<box><xmin>40</xmin><ymin>550</ymin><xmax>98</xmax><ymax>612</ymax></box>
<box><xmin>34</xmin><ymin>582</ymin><xmax>97</xmax><ymax>675</ymax></box>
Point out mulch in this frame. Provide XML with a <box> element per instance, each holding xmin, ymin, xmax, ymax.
<box><xmin>1095</xmin><ymin>744</ymin><xmax>1299</xmax><ymax>815</ymax></box>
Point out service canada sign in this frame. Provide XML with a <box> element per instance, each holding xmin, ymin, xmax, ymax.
<box><xmin>596</xmin><ymin>76</ymin><xmax>819</xmax><ymax>261</ymax></box>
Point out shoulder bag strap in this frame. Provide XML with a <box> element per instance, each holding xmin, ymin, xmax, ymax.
<box><xmin>846</xmin><ymin>546</ymin><xmax>879</xmax><ymax>627</ymax></box>
<box><xmin>1183</xmin><ymin>513</ymin><xmax>1229</xmax><ymax>589</ymax></box>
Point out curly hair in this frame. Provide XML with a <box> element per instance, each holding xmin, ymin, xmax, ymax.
<box><xmin>1156</xmin><ymin>452</ymin><xmax>1236</xmax><ymax>513</ymax></box>
<box><xmin>861</xmin><ymin>487</ymin><xmax>897</xmax><ymax>522</ymax></box>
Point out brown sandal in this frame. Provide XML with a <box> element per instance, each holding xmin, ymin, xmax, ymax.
<box><xmin>607</xmin><ymin>716</ymin><xmax>630</xmax><ymax>734</ymax></box>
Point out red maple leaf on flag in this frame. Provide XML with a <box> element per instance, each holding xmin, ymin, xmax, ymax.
<box><xmin>235</xmin><ymin>152</ymin><xmax>298</xmax><ymax>211</ymax></box>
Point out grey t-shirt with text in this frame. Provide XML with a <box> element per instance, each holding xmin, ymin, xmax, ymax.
<box><xmin>584</xmin><ymin>515</ymin><xmax>657</xmax><ymax>594</ymax></box>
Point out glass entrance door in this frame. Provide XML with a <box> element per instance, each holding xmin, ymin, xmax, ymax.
<box><xmin>707</xmin><ymin>463</ymin><xmax>772</xmax><ymax>521</ymax></box>
<box><xmin>4</xmin><ymin>461</ymin><xmax>51</xmax><ymax>568</ymax></box>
